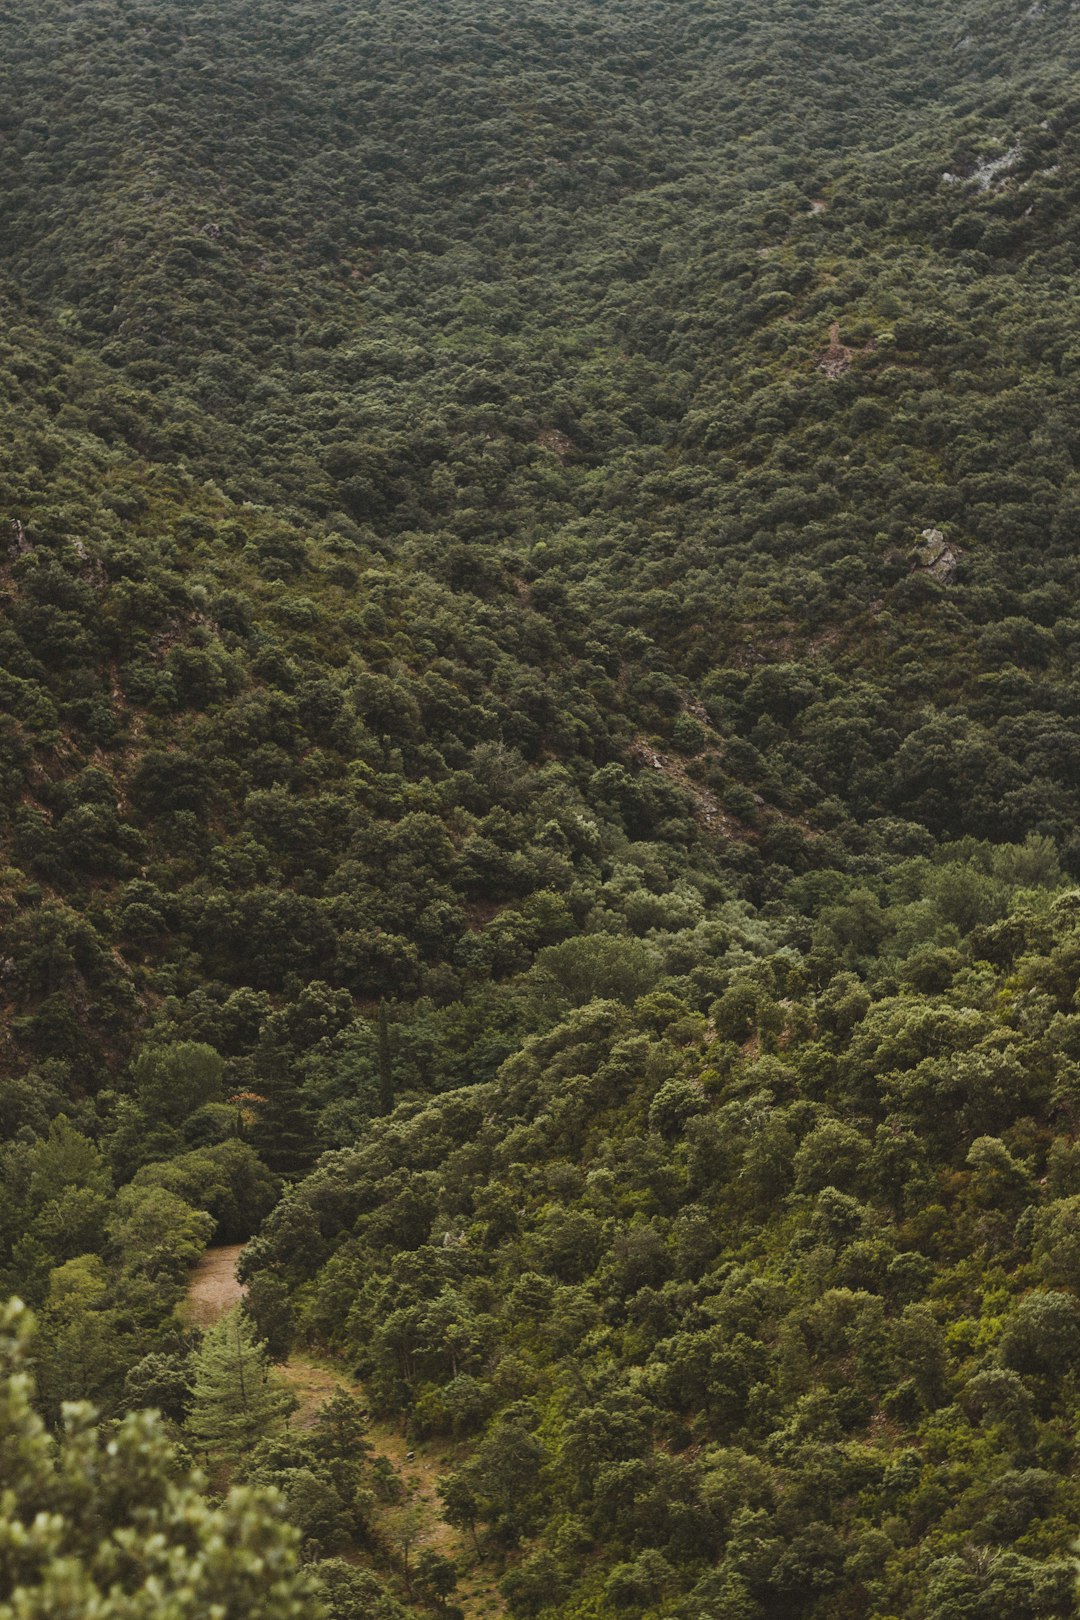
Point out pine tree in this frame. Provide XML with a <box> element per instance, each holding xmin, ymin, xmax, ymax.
<box><xmin>377</xmin><ymin>999</ymin><xmax>395</xmax><ymax>1116</ymax></box>
<box><xmin>187</xmin><ymin>1307</ymin><xmax>293</xmax><ymax>1462</ymax></box>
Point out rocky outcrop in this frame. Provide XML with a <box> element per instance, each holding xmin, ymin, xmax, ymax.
<box><xmin>911</xmin><ymin>527</ymin><xmax>963</xmax><ymax>582</ymax></box>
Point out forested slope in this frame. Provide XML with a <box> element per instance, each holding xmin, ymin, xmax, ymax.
<box><xmin>3</xmin><ymin>0</ymin><xmax>1080</xmax><ymax>1616</ymax></box>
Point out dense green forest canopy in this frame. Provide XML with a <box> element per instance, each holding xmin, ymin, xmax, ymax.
<box><xmin>4</xmin><ymin>0</ymin><xmax>1080</xmax><ymax>1615</ymax></box>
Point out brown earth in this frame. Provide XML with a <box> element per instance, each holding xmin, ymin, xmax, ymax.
<box><xmin>180</xmin><ymin>1241</ymin><xmax>247</xmax><ymax>1329</ymax></box>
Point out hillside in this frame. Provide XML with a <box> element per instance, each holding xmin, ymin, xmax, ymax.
<box><xmin>3</xmin><ymin>0</ymin><xmax>1080</xmax><ymax>1617</ymax></box>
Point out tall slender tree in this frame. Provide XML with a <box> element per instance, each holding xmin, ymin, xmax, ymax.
<box><xmin>249</xmin><ymin>1034</ymin><xmax>318</xmax><ymax>1174</ymax></box>
<box><xmin>377</xmin><ymin>1000</ymin><xmax>395</xmax><ymax>1116</ymax></box>
<box><xmin>187</xmin><ymin>1307</ymin><xmax>292</xmax><ymax>1463</ymax></box>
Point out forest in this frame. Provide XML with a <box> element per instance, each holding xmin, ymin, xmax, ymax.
<box><xmin>4</xmin><ymin>0</ymin><xmax>1080</xmax><ymax>1614</ymax></box>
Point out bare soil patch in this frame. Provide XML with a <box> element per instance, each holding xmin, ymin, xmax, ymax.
<box><xmin>180</xmin><ymin>1242</ymin><xmax>247</xmax><ymax>1329</ymax></box>
<box><xmin>282</xmin><ymin>1354</ymin><xmax>505</xmax><ymax>1617</ymax></box>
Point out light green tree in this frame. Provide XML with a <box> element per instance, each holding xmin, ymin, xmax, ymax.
<box><xmin>0</xmin><ymin>1297</ymin><xmax>322</xmax><ymax>1619</ymax></box>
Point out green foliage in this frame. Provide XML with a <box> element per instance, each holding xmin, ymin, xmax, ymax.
<box><xmin>0</xmin><ymin>1298</ymin><xmax>322</xmax><ymax>1619</ymax></box>
<box><xmin>252</xmin><ymin>861</ymin><xmax>1080</xmax><ymax>1618</ymax></box>
<box><xmin>6</xmin><ymin>0</ymin><xmax>1080</xmax><ymax>1614</ymax></box>
<box><xmin>132</xmin><ymin>1042</ymin><xmax>226</xmax><ymax>1127</ymax></box>
<box><xmin>133</xmin><ymin>1141</ymin><xmax>278</xmax><ymax>1242</ymax></box>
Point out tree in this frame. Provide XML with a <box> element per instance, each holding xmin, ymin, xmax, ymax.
<box><xmin>466</xmin><ymin>1419</ymin><xmax>546</xmax><ymax>1544</ymax></box>
<box><xmin>378</xmin><ymin>998</ymin><xmax>395</xmax><ymax>1116</ymax></box>
<box><xmin>122</xmin><ymin>1350</ymin><xmax>194</xmax><ymax>1422</ymax></box>
<box><xmin>439</xmin><ymin>1468</ymin><xmax>482</xmax><ymax>1557</ymax></box>
<box><xmin>249</xmin><ymin>1036</ymin><xmax>318</xmax><ymax>1174</ymax></box>
<box><xmin>134</xmin><ymin>1140</ymin><xmax>278</xmax><ymax>1241</ymax></box>
<box><xmin>383</xmin><ymin>1498</ymin><xmax>426</xmax><ymax>1589</ymax></box>
<box><xmin>187</xmin><ymin>1307</ymin><xmax>293</xmax><ymax>1463</ymax></box>
<box><xmin>27</xmin><ymin>1114</ymin><xmax>111</xmax><ymax>1205</ymax></box>
<box><xmin>415</xmin><ymin>1548</ymin><xmax>459</xmax><ymax>1608</ymax></box>
<box><xmin>310</xmin><ymin>1387</ymin><xmax>371</xmax><ymax>1469</ymax></box>
<box><xmin>132</xmin><ymin>1042</ymin><xmax>226</xmax><ymax>1127</ymax></box>
<box><xmin>501</xmin><ymin>1550</ymin><xmax>572</xmax><ymax>1615</ymax></box>
<box><xmin>1034</xmin><ymin>1196</ymin><xmax>1080</xmax><ymax>1292</ymax></box>
<box><xmin>0</xmin><ymin>1297</ymin><xmax>321</xmax><ymax>1619</ymax></box>
<box><xmin>535</xmin><ymin>936</ymin><xmax>661</xmax><ymax>1005</ymax></box>
<box><xmin>244</xmin><ymin>1271</ymin><xmax>296</xmax><ymax>1362</ymax></box>
<box><xmin>108</xmin><ymin>1183</ymin><xmax>214</xmax><ymax>1284</ymax></box>
<box><xmin>315</xmin><ymin>1560</ymin><xmax>407</xmax><ymax>1620</ymax></box>
<box><xmin>34</xmin><ymin>1254</ymin><xmax>125</xmax><ymax>1415</ymax></box>
<box><xmin>923</xmin><ymin>1548</ymin><xmax>1074</xmax><ymax>1620</ymax></box>
<box><xmin>998</xmin><ymin>1292</ymin><xmax>1080</xmax><ymax>1379</ymax></box>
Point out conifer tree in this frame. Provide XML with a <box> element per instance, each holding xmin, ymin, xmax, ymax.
<box><xmin>249</xmin><ymin>1034</ymin><xmax>318</xmax><ymax>1174</ymax></box>
<box><xmin>377</xmin><ymin>999</ymin><xmax>395</xmax><ymax>1116</ymax></box>
<box><xmin>187</xmin><ymin>1306</ymin><xmax>293</xmax><ymax>1463</ymax></box>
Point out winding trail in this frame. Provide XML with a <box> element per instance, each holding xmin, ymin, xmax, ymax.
<box><xmin>181</xmin><ymin>1242</ymin><xmax>247</xmax><ymax>1329</ymax></box>
<box><xmin>183</xmin><ymin>1245</ymin><xmax>504</xmax><ymax>1619</ymax></box>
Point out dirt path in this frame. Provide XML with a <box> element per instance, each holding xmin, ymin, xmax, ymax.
<box><xmin>284</xmin><ymin>1353</ymin><xmax>504</xmax><ymax>1617</ymax></box>
<box><xmin>183</xmin><ymin>1248</ymin><xmax>504</xmax><ymax>1619</ymax></box>
<box><xmin>180</xmin><ymin>1242</ymin><xmax>246</xmax><ymax>1328</ymax></box>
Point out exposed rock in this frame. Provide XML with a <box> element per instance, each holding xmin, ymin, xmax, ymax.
<box><xmin>816</xmin><ymin>321</ymin><xmax>875</xmax><ymax>379</ymax></box>
<box><xmin>943</xmin><ymin>145</ymin><xmax>1021</xmax><ymax>191</ymax></box>
<box><xmin>818</xmin><ymin>321</ymin><xmax>853</xmax><ymax>379</ymax></box>
<box><xmin>911</xmin><ymin>527</ymin><xmax>963</xmax><ymax>582</ymax></box>
<box><xmin>536</xmin><ymin>427</ymin><xmax>575</xmax><ymax>460</ymax></box>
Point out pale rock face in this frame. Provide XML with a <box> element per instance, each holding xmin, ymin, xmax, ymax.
<box><xmin>943</xmin><ymin>145</ymin><xmax>1021</xmax><ymax>191</ymax></box>
<box><xmin>911</xmin><ymin>527</ymin><xmax>964</xmax><ymax>582</ymax></box>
